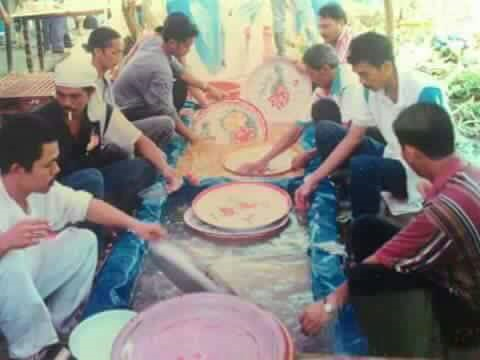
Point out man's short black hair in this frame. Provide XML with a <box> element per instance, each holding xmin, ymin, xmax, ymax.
<box><xmin>0</xmin><ymin>113</ymin><xmax>57</xmax><ymax>173</ymax></box>
<box><xmin>303</xmin><ymin>44</ymin><xmax>339</xmax><ymax>70</ymax></box>
<box><xmin>347</xmin><ymin>32</ymin><xmax>394</xmax><ymax>67</ymax></box>
<box><xmin>318</xmin><ymin>3</ymin><xmax>347</xmax><ymax>23</ymax></box>
<box><xmin>161</xmin><ymin>12</ymin><xmax>199</xmax><ymax>43</ymax></box>
<box><xmin>311</xmin><ymin>99</ymin><xmax>342</xmax><ymax>124</ymax></box>
<box><xmin>394</xmin><ymin>103</ymin><xmax>454</xmax><ymax>160</ymax></box>
<box><xmin>84</xmin><ymin>26</ymin><xmax>121</xmax><ymax>53</ymax></box>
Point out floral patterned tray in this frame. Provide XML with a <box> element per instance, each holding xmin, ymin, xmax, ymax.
<box><xmin>192</xmin><ymin>99</ymin><xmax>268</xmax><ymax>145</ymax></box>
<box><xmin>192</xmin><ymin>182</ymin><xmax>292</xmax><ymax>231</ymax></box>
<box><xmin>184</xmin><ymin>207</ymin><xmax>289</xmax><ymax>243</ymax></box>
<box><xmin>111</xmin><ymin>293</ymin><xmax>288</xmax><ymax>360</ymax></box>
<box><xmin>243</xmin><ymin>57</ymin><xmax>312</xmax><ymax>124</ymax></box>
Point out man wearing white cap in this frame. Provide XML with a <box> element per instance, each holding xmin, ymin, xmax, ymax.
<box><xmin>34</xmin><ymin>56</ymin><xmax>183</xmax><ymax>215</ymax></box>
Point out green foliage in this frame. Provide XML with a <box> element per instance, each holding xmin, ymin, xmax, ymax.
<box><xmin>448</xmin><ymin>69</ymin><xmax>480</xmax><ymax>138</ymax></box>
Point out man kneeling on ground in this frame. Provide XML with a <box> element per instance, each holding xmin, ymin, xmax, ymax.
<box><xmin>0</xmin><ymin>113</ymin><xmax>166</xmax><ymax>360</ymax></box>
<box><xmin>300</xmin><ymin>103</ymin><xmax>480</xmax><ymax>357</ymax></box>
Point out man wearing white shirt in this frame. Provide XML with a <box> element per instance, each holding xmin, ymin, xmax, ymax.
<box><xmin>239</xmin><ymin>44</ymin><xmax>379</xmax><ymax>176</ymax></box>
<box><xmin>295</xmin><ymin>32</ymin><xmax>449</xmax><ymax>218</ymax></box>
<box><xmin>0</xmin><ymin>113</ymin><xmax>166</xmax><ymax>360</ymax></box>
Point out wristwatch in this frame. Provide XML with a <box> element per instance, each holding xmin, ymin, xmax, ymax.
<box><xmin>324</xmin><ymin>301</ymin><xmax>335</xmax><ymax>314</ymax></box>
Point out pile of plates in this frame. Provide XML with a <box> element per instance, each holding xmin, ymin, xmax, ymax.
<box><xmin>111</xmin><ymin>293</ymin><xmax>294</xmax><ymax>360</ymax></box>
<box><xmin>185</xmin><ymin>182</ymin><xmax>291</xmax><ymax>243</ymax></box>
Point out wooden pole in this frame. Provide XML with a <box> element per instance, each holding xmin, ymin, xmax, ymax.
<box><xmin>384</xmin><ymin>0</ymin><xmax>394</xmax><ymax>45</ymax></box>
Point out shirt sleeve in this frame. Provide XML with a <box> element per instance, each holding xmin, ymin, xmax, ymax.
<box><xmin>45</xmin><ymin>182</ymin><xmax>93</xmax><ymax>229</ymax></box>
<box><xmin>340</xmin><ymin>83</ymin><xmax>374</xmax><ymax>126</ymax></box>
<box><xmin>375</xmin><ymin>209</ymin><xmax>452</xmax><ymax>273</ymax></box>
<box><xmin>104</xmin><ymin>108</ymin><xmax>142</xmax><ymax>154</ymax></box>
<box><xmin>418</xmin><ymin>86</ymin><xmax>448</xmax><ymax>110</ymax></box>
<box><xmin>170</xmin><ymin>57</ymin><xmax>185</xmax><ymax>77</ymax></box>
<box><xmin>144</xmin><ymin>71</ymin><xmax>180</xmax><ymax>122</ymax></box>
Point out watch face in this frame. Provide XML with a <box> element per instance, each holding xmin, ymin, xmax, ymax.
<box><xmin>324</xmin><ymin>303</ymin><xmax>334</xmax><ymax>313</ymax></box>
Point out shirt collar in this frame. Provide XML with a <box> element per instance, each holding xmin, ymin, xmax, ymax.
<box><xmin>427</xmin><ymin>157</ymin><xmax>467</xmax><ymax>199</ymax></box>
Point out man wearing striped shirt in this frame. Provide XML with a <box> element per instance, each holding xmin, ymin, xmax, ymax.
<box><xmin>300</xmin><ymin>103</ymin><xmax>480</xmax><ymax>356</ymax></box>
<box><xmin>317</xmin><ymin>3</ymin><xmax>352</xmax><ymax>63</ymax></box>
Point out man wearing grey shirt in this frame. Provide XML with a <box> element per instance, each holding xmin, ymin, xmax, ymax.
<box><xmin>113</xmin><ymin>13</ymin><xmax>223</xmax><ymax>143</ymax></box>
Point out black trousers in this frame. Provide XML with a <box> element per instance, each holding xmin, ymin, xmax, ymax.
<box><xmin>122</xmin><ymin>77</ymin><xmax>188</xmax><ymax>122</ymax></box>
<box><xmin>348</xmin><ymin>215</ymin><xmax>480</xmax><ymax>348</ymax></box>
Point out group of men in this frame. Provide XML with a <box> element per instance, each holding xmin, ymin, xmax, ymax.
<box><xmin>1</xmin><ymin>2</ymin><xmax>480</xmax><ymax>359</ymax></box>
<box><xmin>239</xmin><ymin>3</ymin><xmax>480</xmax><ymax>358</ymax></box>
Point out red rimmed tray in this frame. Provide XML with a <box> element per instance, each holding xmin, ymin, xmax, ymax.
<box><xmin>207</xmin><ymin>80</ymin><xmax>241</xmax><ymax>100</ymax></box>
<box><xmin>111</xmin><ymin>293</ymin><xmax>288</xmax><ymax>360</ymax></box>
<box><xmin>192</xmin><ymin>182</ymin><xmax>292</xmax><ymax>231</ymax></box>
<box><xmin>243</xmin><ymin>57</ymin><xmax>312</xmax><ymax>124</ymax></box>
<box><xmin>184</xmin><ymin>207</ymin><xmax>289</xmax><ymax>244</ymax></box>
<box><xmin>192</xmin><ymin>99</ymin><xmax>268</xmax><ymax>145</ymax></box>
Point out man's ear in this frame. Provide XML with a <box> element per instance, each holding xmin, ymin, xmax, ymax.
<box><xmin>382</xmin><ymin>61</ymin><xmax>394</xmax><ymax>77</ymax></box>
<box><xmin>8</xmin><ymin>163</ymin><xmax>26</xmax><ymax>175</ymax></box>
<box><xmin>403</xmin><ymin>144</ymin><xmax>417</xmax><ymax>161</ymax></box>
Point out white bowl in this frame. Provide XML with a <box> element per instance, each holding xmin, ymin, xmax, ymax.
<box><xmin>69</xmin><ymin>310</ymin><xmax>137</xmax><ymax>360</ymax></box>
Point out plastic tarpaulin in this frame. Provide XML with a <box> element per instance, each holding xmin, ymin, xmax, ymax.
<box><xmin>84</xmin><ymin>110</ymin><xmax>366</xmax><ymax>355</ymax></box>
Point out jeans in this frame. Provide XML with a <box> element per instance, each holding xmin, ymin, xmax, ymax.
<box><xmin>315</xmin><ymin>120</ymin><xmax>407</xmax><ymax>218</ymax></box>
<box><xmin>42</xmin><ymin>16</ymin><xmax>68</xmax><ymax>51</ymax></box>
<box><xmin>60</xmin><ymin>159</ymin><xmax>156</xmax><ymax>213</ymax></box>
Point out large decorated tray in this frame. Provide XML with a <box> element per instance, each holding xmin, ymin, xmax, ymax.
<box><xmin>192</xmin><ymin>99</ymin><xmax>268</xmax><ymax>145</ymax></box>
<box><xmin>184</xmin><ymin>208</ymin><xmax>289</xmax><ymax>243</ymax></box>
<box><xmin>223</xmin><ymin>144</ymin><xmax>297</xmax><ymax>176</ymax></box>
<box><xmin>192</xmin><ymin>182</ymin><xmax>292</xmax><ymax>231</ymax></box>
<box><xmin>111</xmin><ymin>293</ymin><xmax>291</xmax><ymax>360</ymax></box>
<box><xmin>244</xmin><ymin>57</ymin><xmax>312</xmax><ymax>124</ymax></box>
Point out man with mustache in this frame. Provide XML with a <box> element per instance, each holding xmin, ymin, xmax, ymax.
<box><xmin>33</xmin><ymin>55</ymin><xmax>183</xmax><ymax>216</ymax></box>
<box><xmin>0</xmin><ymin>113</ymin><xmax>166</xmax><ymax>360</ymax></box>
<box><xmin>295</xmin><ymin>32</ymin><xmax>449</xmax><ymax>219</ymax></box>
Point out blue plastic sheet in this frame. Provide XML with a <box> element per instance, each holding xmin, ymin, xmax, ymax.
<box><xmin>82</xmin><ymin>113</ymin><xmax>193</xmax><ymax>319</ymax></box>
<box><xmin>299</xmin><ymin>123</ymin><xmax>367</xmax><ymax>355</ymax></box>
<box><xmin>85</xmin><ymin>113</ymin><xmax>367</xmax><ymax>354</ymax></box>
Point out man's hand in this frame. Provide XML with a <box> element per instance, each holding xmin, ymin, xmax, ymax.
<box><xmin>299</xmin><ymin>301</ymin><xmax>334</xmax><ymax>336</ymax></box>
<box><xmin>0</xmin><ymin>219</ymin><xmax>52</xmax><ymax>252</ymax></box>
<box><xmin>236</xmin><ymin>159</ymin><xmax>269</xmax><ymax>175</ymax></box>
<box><xmin>205</xmin><ymin>84</ymin><xmax>225</xmax><ymax>102</ymax></box>
<box><xmin>130</xmin><ymin>221</ymin><xmax>167</xmax><ymax>242</ymax></box>
<box><xmin>291</xmin><ymin>151</ymin><xmax>312</xmax><ymax>171</ymax></box>
<box><xmin>163</xmin><ymin>166</ymin><xmax>184</xmax><ymax>194</ymax></box>
<box><xmin>294</xmin><ymin>176</ymin><xmax>317</xmax><ymax>211</ymax></box>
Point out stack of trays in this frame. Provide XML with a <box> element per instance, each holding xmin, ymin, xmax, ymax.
<box><xmin>111</xmin><ymin>293</ymin><xmax>294</xmax><ymax>360</ymax></box>
<box><xmin>184</xmin><ymin>182</ymin><xmax>291</xmax><ymax>243</ymax></box>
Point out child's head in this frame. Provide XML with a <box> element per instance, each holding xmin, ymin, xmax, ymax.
<box><xmin>311</xmin><ymin>99</ymin><xmax>342</xmax><ymax>124</ymax></box>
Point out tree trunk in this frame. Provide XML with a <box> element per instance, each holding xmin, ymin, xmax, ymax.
<box><xmin>384</xmin><ymin>0</ymin><xmax>394</xmax><ymax>46</ymax></box>
<box><xmin>122</xmin><ymin>0</ymin><xmax>139</xmax><ymax>40</ymax></box>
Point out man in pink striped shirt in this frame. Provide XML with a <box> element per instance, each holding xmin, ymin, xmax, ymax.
<box><xmin>318</xmin><ymin>3</ymin><xmax>352</xmax><ymax>63</ymax></box>
<box><xmin>300</xmin><ymin>103</ymin><xmax>480</xmax><ymax>356</ymax></box>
